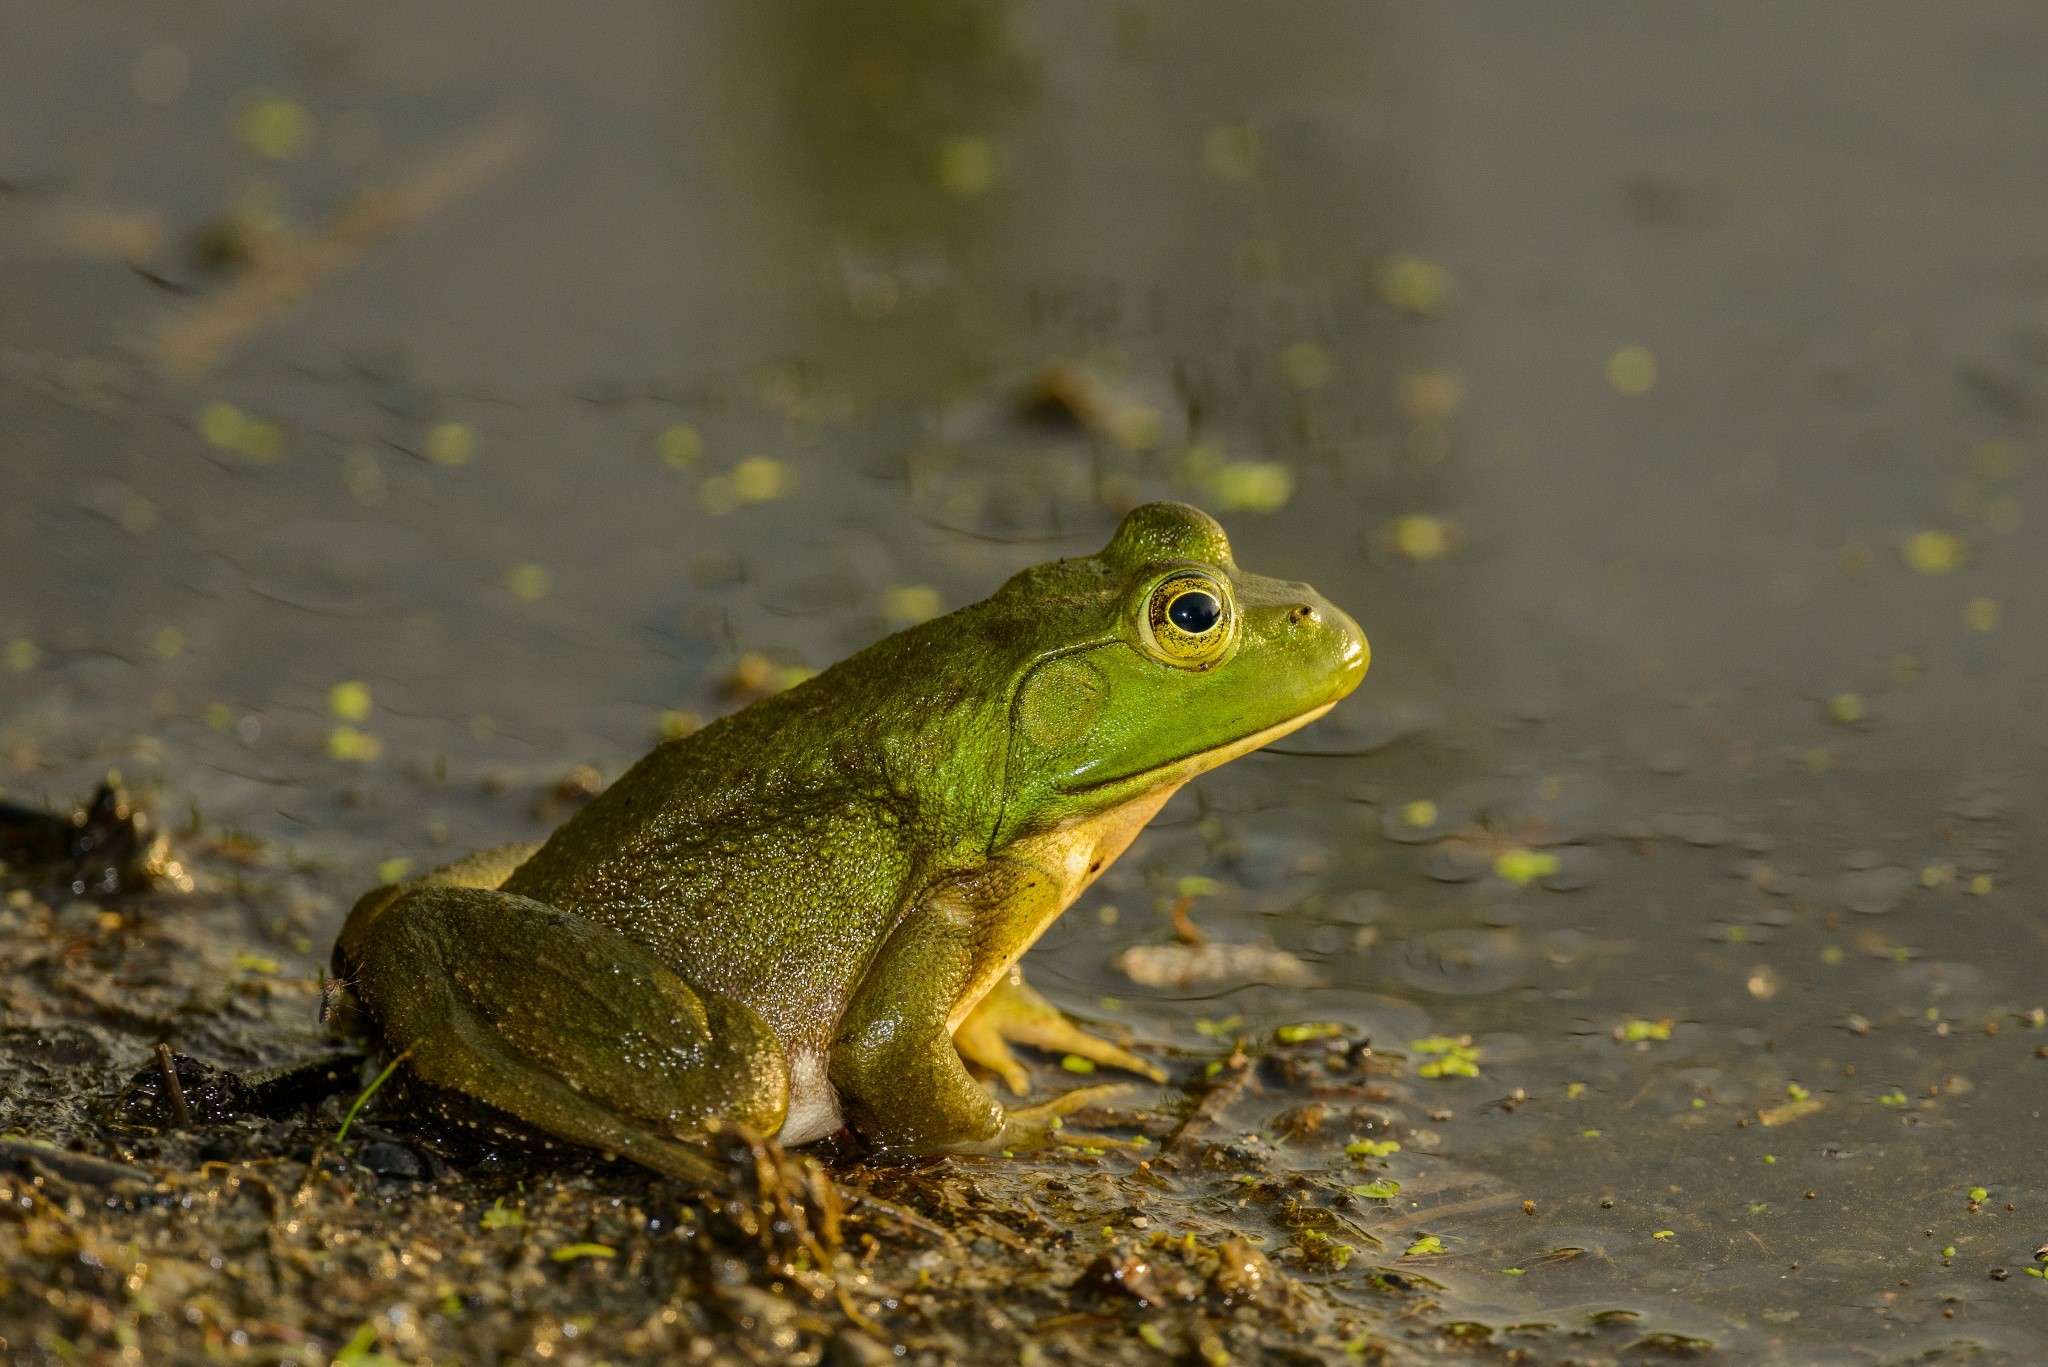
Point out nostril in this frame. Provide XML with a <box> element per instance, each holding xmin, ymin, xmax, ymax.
<box><xmin>1288</xmin><ymin>604</ymin><xmax>1319</xmax><ymax>626</ymax></box>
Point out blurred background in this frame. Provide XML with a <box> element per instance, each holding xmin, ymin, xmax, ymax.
<box><xmin>3</xmin><ymin>1</ymin><xmax>2045</xmax><ymax>1355</ymax></box>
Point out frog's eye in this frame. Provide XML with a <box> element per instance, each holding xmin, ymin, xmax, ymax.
<box><xmin>1141</xmin><ymin>572</ymin><xmax>1235</xmax><ymax>668</ymax></box>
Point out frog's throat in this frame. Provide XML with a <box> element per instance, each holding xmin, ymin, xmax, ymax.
<box><xmin>950</xmin><ymin>701</ymin><xmax>1332</xmax><ymax>1032</ymax></box>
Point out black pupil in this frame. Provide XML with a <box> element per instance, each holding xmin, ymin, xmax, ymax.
<box><xmin>1167</xmin><ymin>590</ymin><xmax>1221</xmax><ymax>634</ymax></box>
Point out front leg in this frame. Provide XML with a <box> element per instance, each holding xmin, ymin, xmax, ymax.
<box><xmin>830</xmin><ymin>889</ymin><xmax>1002</xmax><ymax>1152</ymax></box>
<box><xmin>831</xmin><ymin>890</ymin><xmax>1126</xmax><ymax>1154</ymax></box>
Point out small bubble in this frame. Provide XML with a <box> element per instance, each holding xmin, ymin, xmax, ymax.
<box><xmin>7</xmin><ymin>639</ymin><xmax>41</xmax><ymax>672</ymax></box>
<box><xmin>1962</xmin><ymin>597</ymin><xmax>2001</xmax><ymax>631</ymax></box>
<box><xmin>1828</xmin><ymin>693</ymin><xmax>1866</xmax><ymax>724</ymax></box>
<box><xmin>153</xmin><ymin>626</ymin><xmax>185</xmax><ymax>660</ymax></box>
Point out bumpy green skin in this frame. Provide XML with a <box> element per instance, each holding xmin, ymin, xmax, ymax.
<box><xmin>333</xmin><ymin>502</ymin><xmax>1367</xmax><ymax>1172</ymax></box>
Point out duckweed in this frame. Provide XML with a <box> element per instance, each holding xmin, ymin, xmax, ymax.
<box><xmin>1493</xmin><ymin>848</ymin><xmax>1559</xmax><ymax>885</ymax></box>
<box><xmin>426</xmin><ymin>422</ymin><xmax>476</xmax><ymax>467</ymax></box>
<box><xmin>1904</xmin><ymin>530</ymin><xmax>1962</xmax><ymax>574</ymax></box>
<box><xmin>479</xmin><ymin>1199</ymin><xmax>524</xmax><ymax>1231</ymax></box>
<box><xmin>329</xmin><ymin>681</ymin><xmax>372</xmax><ymax>722</ymax></box>
<box><xmin>1605</xmin><ymin>346</ymin><xmax>1656</xmax><ymax>395</ymax></box>
<box><xmin>1411</xmin><ymin>1036</ymin><xmax>1481</xmax><ymax>1079</ymax></box>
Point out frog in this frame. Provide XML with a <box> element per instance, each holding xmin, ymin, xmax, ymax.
<box><xmin>331</xmin><ymin>501</ymin><xmax>1367</xmax><ymax>1178</ymax></box>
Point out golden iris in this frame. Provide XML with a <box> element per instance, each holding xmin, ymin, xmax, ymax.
<box><xmin>1142</xmin><ymin>572</ymin><xmax>1234</xmax><ymax>667</ymax></box>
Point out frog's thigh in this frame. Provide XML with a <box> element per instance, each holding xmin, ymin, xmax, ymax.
<box><xmin>349</xmin><ymin>885</ymin><xmax>788</xmax><ymax>1172</ymax></box>
<box><xmin>335</xmin><ymin>841</ymin><xmax>542</xmax><ymax>969</ymax></box>
<box><xmin>830</xmin><ymin>896</ymin><xmax>1004</xmax><ymax>1152</ymax></box>
<box><xmin>954</xmin><ymin>967</ymin><xmax>1168</xmax><ymax>1094</ymax></box>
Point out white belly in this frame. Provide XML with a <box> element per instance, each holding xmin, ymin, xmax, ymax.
<box><xmin>776</xmin><ymin>1049</ymin><xmax>844</xmax><ymax>1146</ymax></box>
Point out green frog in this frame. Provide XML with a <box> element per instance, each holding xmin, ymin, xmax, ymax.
<box><xmin>332</xmin><ymin>502</ymin><xmax>1367</xmax><ymax>1176</ymax></box>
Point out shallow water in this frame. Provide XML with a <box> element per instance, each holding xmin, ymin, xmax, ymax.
<box><xmin>3</xmin><ymin>1</ymin><xmax>2046</xmax><ymax>1359</ymax></box>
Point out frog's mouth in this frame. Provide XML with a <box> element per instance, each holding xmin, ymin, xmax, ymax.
<box><xmin>1058</xmin><ymin>701</ymin><xmax>1334</xmax><ymax>797</ymax></box>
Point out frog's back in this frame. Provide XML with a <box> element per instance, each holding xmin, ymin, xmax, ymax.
<box><xmin>500</xmin><ymin>614</ymin><xmax>1019</xmax><ymax>1038</ymax></box>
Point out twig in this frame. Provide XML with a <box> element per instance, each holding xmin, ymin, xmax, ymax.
<box><xmin>154</xmin><ymin>1043</ymin><xmax>192</xmax><ymax>1128</ymax></box>
<box><xmin>151</xmin><ymin>114</ymin><xmax>539</xmax><ymax>382</ymax></box>
<box><xmin>843</xmin><ymin>1190</ymin><xmax>959</xmax><ymax>1247</ymax></box>
<box><xmin>1159</xmin><ymin>1044</ymin><xmax>1254</xmax><ymax>1162</ymax></box>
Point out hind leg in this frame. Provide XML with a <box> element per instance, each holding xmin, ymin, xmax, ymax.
<box><xmin>336</xmin><ymin>884</ymin><xmax>787</xmax><ymax>1181</ymax></box>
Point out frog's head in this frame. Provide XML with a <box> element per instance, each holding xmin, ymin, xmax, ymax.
<box><xmin>989</xmin><ymin>501</ymin><xmax>1367</xmax><ymax>845</ymax></box>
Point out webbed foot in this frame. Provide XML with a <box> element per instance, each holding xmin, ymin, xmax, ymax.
<box><xmin>954</xmin><ymin>968</ymin><xmax>1167</xmax><ymax>1095</ymax></box>
<box><xmin>993</xmin><ymin>1083</ymin><xmax>1140</xmax><ymax>1154</ymax></box>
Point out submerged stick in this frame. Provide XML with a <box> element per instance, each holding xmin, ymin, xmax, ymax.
<box><xmin>153</xmin><ymin>1043</ymin><xmax>192</xmax><ymax>1128</ymax></box>
<box><xmin>151</xmin><ymin>114</ymin><xmax>538</xmax><ymax>382</ymax></box>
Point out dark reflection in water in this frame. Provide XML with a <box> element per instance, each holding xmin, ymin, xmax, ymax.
<box><xmin>3</xmin><ymin>1</ymin><xmax>2047</xmax><ymax>1359</ymax></box>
